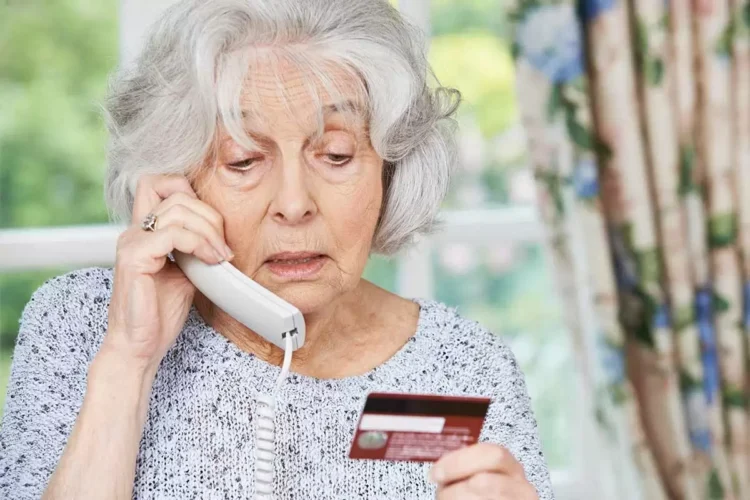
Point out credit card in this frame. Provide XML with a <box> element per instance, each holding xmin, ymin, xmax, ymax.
<box><xmin>348</xmin><ymin>392</ymin><xmax>491</xmax><ymax>462</ymax></box>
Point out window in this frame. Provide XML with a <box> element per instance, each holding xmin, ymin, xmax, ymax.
<box><xmin>425</xmin><ymin>0</ymin><xmax>572</xmax><ymax>470</ymax></box>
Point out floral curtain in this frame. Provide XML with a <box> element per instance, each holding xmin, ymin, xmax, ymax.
<box><xmin>510</xmin><ymin>0</ymin><xmax>750</xmax><ymax>498</ymax></box>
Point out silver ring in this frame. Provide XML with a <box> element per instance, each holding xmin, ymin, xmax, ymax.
<box><xmin>141</xmin><ymin>212</ymin><xmax>158</xmax><ymax>232</ymax></box>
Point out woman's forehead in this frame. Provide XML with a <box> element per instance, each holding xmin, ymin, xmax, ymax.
<box><xmin>237</xmin><ymin>56</ymin><xmax>367</xmax><ymax>126</ymax></box>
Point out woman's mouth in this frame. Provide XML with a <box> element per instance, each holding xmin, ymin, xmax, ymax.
<box><xmin>264</xmin><ymin>252</ymin><xmax>328</xmax><ymax>280</ymax></box>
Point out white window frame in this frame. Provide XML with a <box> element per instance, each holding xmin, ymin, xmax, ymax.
<box><xmin>0</xmin><ymin>0</ymin><xmax>588</xmax><ymax>497</ymax></box>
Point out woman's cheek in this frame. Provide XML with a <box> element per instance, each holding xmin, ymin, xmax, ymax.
<box><xmin>335</xmin><ymin>180</ymin><xmax>382</xmax><ymax>242</ymax></box>
<box><xmin>193</xmin><ymin>166</ymin><xmax>267</xmax><ymax>240</ymax></box>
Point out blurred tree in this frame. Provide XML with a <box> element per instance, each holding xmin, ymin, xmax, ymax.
<box><xmin>0</xmin><ymin>0</ymin><xmax>117</xmax><ymax>346</ymax></box>
<box><xmin>429</xmin><ymin>4</ymin><xmax>525</xmax><ymax>210</ymax></box>
<box><xmin>431</xmin><ymin>0</ymin><xmax>509</xmax><ymax>38</ymax></box>
<box><xmin>429</xmin><ymin>33</ymin><xmax>517</xmax><ymax>136</ymax></box>
<box><xmin>0</xmin><ymin>0</ymin><xmax>116</xmax><ymax>228</ymax></box>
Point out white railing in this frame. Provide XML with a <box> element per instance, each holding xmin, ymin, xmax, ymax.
<box><xmin>0</xmin><ymin>224</ymin><xmax>123</xmax><ymax>271</ymax></box>
<box><xmin>0</xmin><ymin>207</ymin><xmax>542</xmax><ymax>272</ymax></box>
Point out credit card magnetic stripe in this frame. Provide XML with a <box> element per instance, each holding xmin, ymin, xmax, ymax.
<box><xmin>363</xmin><ymin>395</ymin><xmax>490</xmax><ymax>418</ymax></box>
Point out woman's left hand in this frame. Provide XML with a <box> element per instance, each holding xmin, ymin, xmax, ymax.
<box><xmin>431</xmin><ymin>443</ymin><xmax>539</xmax><ymax>500</ymax></box>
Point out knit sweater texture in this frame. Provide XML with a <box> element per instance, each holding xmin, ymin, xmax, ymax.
<box><xmin>0</xmin><ymin>267</ymin><xmax>553</xmax><ymax>499</ymax></box>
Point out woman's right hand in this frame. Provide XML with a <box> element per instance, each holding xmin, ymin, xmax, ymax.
<box><xmin>42</xmin><ymin>176</ymin><xmax>232</xmax><ymax>500</ymax></box>
<box><xmin>101</xmin><ymin>174</ymin><xmax>233</xmax><ymax>370</ymax></box>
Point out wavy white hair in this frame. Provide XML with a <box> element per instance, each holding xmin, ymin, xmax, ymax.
<box><xmin>104</xmin><ymin>0</ymin><xmax>460</xmax><ymax>255</ymax></box>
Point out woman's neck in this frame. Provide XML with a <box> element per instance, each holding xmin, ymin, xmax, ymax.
<box><xmin>194</xmin><ymin>280</ymin><xmax>419</xmax><ymax>379</ymax></box>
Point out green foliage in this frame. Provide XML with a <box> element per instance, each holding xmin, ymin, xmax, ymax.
<box><xmin>627</xmin><ymin>313</ymin><xmax>656</xmax><ymax>349</ymax></box>
<box><xmin>633</xmin><ymin>17</ymin><xmax>665</xmax><ymax>87</ymax></box>
<box><xmin>565</xmin><ymin>110</ymin><xmax>593</xmax><ymax>150</ymax></box>
<box><xmin>635</xmin><ymin>249</ymin><xmax>661</xmax><ymax>284</ymax></box>
<box><xmin>429</xmin><ymin>33</ymin><xmax>517</xmax><ymax>137</ymax></box>
<box><xmin>672</xmin><ymin>304</ymin><xmax>695</xmax><ymax>332</ymax></box>
<box><xmin>708</xmin><ymin>468</ymin><xmax>726</xmax><ymax>499</ymax></box>
<box><xmin>679</xmin><ymin>371</ymin><xmax>701</xmax><ymax>392</ymax></box>
<box><xmin>608</xmin><ymin>382</ymin><xmax>628</xmax><ymax>405</ymax></box>
<box><xmin>0</xmin><ymin>0</ymin><xmax>117</xmax><ymax>229</ymax></box>
<box><xmin>431</xmin><ymin>0</ymin><xmax>509</xmax><ymax>38</ymax></box>
<box><xmin>714</xmin><ymin>22</ymin><xmax>734</xmax><ymax>58</ymax></box>
<box><xmin>0</xmin><ymin>269</ymin><xmax>71</xmax><ymax>349</ymax></box>
<box><xmin>621</xmin><ymin>287</ymin><xmax>661</xmax><ymax>349</ymax></box>
<box><xmin>0</xmin><ymin>349</ymin><xmax>10</xmax><ymax>412</ymax></box>
<box><xmin>645</xmin><ymin>58</ymin><xmax>665</xmax><ymax>86</ymax></box>
<box><xmin>708</xmin><ymin>213</ymin><xmax>738</xmax><ymax>248</ymax></box>
<box><xmin>724</xmin><ymin>387</ymin><xmax>748</xmax><ymax>408</ymax></box>
<box><xmin>547</xmin><ymin>85</ymin><xmax>563</xmax><ymax>120</ymax></box>
<box><xmin>594</xmin><ymin>140</ymin><xmax>613</xmax><ymax>164</ymax></box>
<box><xmin>547</xmin><ymin>82</ymin><xmax>611</xmax><ymax>164</ymax></box>
<box><xmin>534</xmin><ymin>171</ymin><xmax>568</xmax><ymax>219</ymax></box>
<box><xmin>633</xmin><ymin>19</ymin><xmax>649</xmax><ymax>76</ymax></box>
<box><xmin>712</xmin><ymin>292</ymin><xmax>731</xmax><ymax>314</ymax></box>
<box><xmin>505</xmin><ymin>0</ymin><xmax>544</xmax><ymax>28</ymax></box>
<box><xmin>678</xmin><ymin>145</ymin><xmax>697</xmax><ymax>196</ymax></box>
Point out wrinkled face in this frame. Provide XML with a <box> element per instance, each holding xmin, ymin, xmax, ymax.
<box><xmin>194</xmin><ymin>58</ymin><xmax>384</xmax><ymax>314</ymax></box>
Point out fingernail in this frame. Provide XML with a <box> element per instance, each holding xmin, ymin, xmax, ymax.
<box><xmin>223</xmin><ymin>244</ymin><xmax>234</xmax><ymax>260</ymax></box>
<box><xmin>213</xmin><ymin>249</ymin><xmax>226</xmax><ymax>263</ymax></box>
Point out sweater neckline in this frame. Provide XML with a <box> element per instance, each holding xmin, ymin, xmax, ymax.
<box><xmin>182</xmin><ymin>298</ymin><xmax>442</xmax><ymax>408</ymax></box>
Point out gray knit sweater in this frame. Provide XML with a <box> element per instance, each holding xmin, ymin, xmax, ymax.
<box><xmin>0</xmin><ymin>267</ymin><xmax>553</xmax><ymax>499</ymax></box>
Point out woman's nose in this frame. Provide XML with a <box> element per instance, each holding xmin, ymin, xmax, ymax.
<box><xmin>268</xmin><ymin>156</ymin><xmax>317</xmax><ymax>225</ymax></box>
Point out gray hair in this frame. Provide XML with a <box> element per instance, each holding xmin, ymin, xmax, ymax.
<box><xmin>104</xmin><ymin>0</ymin><xmax>460</xmax><ymax>255</ymax></box>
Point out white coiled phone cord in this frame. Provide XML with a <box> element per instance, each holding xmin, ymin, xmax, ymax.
<box><xmin>255</xmin><ymin>333</ymin><xmax>294</xmax><ymax>499</ymax></box>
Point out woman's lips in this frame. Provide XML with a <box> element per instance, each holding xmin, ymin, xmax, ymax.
<box><xmin>264</xmin><ymin>253</ymin><xmax>327</xmax><ymax>280</ymax></box>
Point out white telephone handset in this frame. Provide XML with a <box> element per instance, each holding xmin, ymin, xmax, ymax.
<box><xmin>173</xmin><ymin>251</ymin><xmax>306</xmax><ymax>351</ymax></box>
<box><xmin>173</xmin><ymin>250</ymin><xmax>304</xmax><ymax>499</ymax></box>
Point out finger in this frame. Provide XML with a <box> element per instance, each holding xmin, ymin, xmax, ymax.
<box><xmin>119</xmin><ymin>226</ymin><xmax>222</xmax><ymax>275</ymax></box>
<box><xmin>153</xmin><ymin>203</ymin><xmax>232</xmax><ymax>260</ymax></box>
<box><xmin>465</xmin><ymin>472</ymin><xmax>506</xmax><ymax>495</ymax></box>
<box><xmin>436</xmin><ymin>481</ymin><xmax>478</xmax><ymax>500</ymax></box>
<box><xmin>437</xmin><ymin>474</ymin><xmax>531</xmax><ymax>500</ymax></box>
<box><xmin>154</xmin><ymin>192</ymin><xmax>225</xmax><ymax>238</ymax></box>
<box><xmin>431</xmin><ymin>444</ymin><xmax>525</xmax><ymax>486</ymax></box>
<box><xmin>132</xmin><ymin>174</ymin><xmax>197</xmax><ymax>222</ymax></box>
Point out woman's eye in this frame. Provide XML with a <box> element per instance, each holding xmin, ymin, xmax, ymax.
<box><xmin>325</xmin><ymin>154</ymin><xmax>352</xmax><ymax>166</ymax></box>
<box><xmin>227</xmin><ymin>157</ymin><xmax>261</xmax><ymax>171</ymax></box>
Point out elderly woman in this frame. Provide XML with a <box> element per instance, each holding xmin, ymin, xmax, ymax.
<box><xmin>0</xmin><ymin>0</ymin><xmax>552</xmax><ymax>499</ymax></box>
